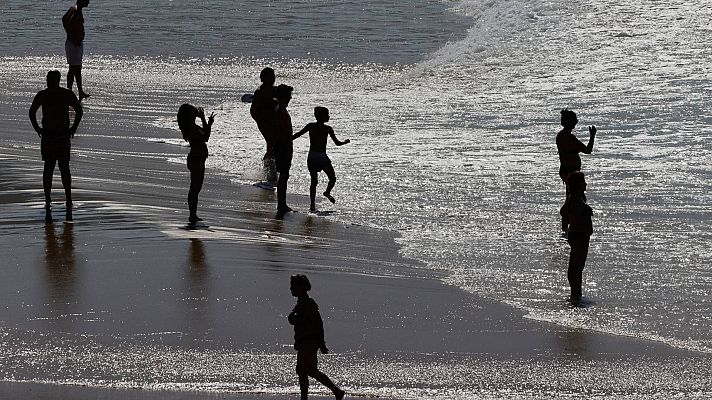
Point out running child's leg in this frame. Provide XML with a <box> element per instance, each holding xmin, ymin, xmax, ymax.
<box><xmin>309</xmin><ymin>170</ymin><xmax>319</xmax><ymax>211</ymax></box>
<box><xmin>322</xmin><ymin>164</ymin><xmax>336</xmax><ymax>203</ymax></box>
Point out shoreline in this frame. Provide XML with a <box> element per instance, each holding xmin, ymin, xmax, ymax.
<box><xmin>1</xmin><ymin>81</ymin><xmax>711</xmax><ymax>399</ymax></box>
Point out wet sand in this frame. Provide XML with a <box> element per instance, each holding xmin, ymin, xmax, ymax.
<box><xmin>1</xmin><ymin>99</ymin><xmax>711</xmax><ymax>400</ymax></box>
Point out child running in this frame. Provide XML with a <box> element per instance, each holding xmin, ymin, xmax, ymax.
<box><xmin>292</xmin><ymin>107</ymin><xmax>350</xmax><ymax>212</ymax></box>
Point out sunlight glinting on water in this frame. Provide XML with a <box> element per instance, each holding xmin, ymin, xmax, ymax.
<box><xmin>1</xmin><ymin>0</ymin><xmax>711</xmax><ymax>396</ymax></box>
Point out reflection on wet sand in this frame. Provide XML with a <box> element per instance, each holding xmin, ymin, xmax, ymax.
<box><xmin>558</xmin><ymin>329</ymin><xmax>592</xmax><ymax>357</ymax></box>
<box><xmin>185</xmin><ymin>239</ymin><xmax>210</xmax><ymax>329</ymax></box>
<box><xmin>43</xmin><ymin>222</ymin><xmax>77</xmax><ymax>322</ymax></box>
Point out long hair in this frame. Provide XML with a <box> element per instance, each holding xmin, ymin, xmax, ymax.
<box><xmin>177</xmin><ymin>103</ymin><xmax>196</xmax><ymax>141</ymax></box>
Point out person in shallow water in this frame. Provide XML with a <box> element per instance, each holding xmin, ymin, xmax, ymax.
<box><xmin>288</xmin><ymin>274</ymin><xmax>346</xmax><ymax>400</ymax></box>
<box><xmin>556</xmin><ymin>108</ymin><xmax>596</xmax><ymax>232</ymax></box>
<box><xmin>250</xmin><ymin>67</ymin><xmax>278</xmax><ymax>186</ymax></box>
<box><xmin>62</xmin><ymin>0</ymin><xmax>91</xmax><ymax>100</ymax></box>
<box><xmin>559</xmin><ymin>171</ymin><xmax>593</xmax><ymax>304</ymax></box>
<box><xmin>274</xmin><ymin>84</ymin><xmax>295</xmax><ymax>217</ymax></box>
<box><xmin>292</xmin><ymin>106</ymin><xmax>350</xmax><ymax>212</ymax></box>
<box><xmin>29</xmin><ymin>70</ymin><xmax>84</xmax><ymax>222</ymax></box>
<box><xmin>177</xmin><ymin>103</ymin><xmax>214</xmax><ymax>225</ymax></box>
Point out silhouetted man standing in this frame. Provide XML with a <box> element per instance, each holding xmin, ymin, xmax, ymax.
<box><xmin>63</xmin><ymin>0</ymin><xmax>90</xmax><ymax>100</ymax></box>
<box><xmin>274</xmin><ymin>84</ymin><xmax>294</xmax><ymax>218</ymax></box>
<box><xmin>29</xmin><ymin>70</ymin><xmax>83</xmax><ymax>221</ymax></box>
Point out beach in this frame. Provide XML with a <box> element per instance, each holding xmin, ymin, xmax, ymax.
<box><xmin>2</xmin><ymin>0</ymin><xmax>712</xmax><ymax>398</ymax></box>
<box><xmin>2</xmin><ymin>86</ymin><xmax>711</xmax><ymax>399</ymax></box>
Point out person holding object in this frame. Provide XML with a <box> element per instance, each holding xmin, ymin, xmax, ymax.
<box><xmin>250</xmin><ymin>67</ymin><xmax>278</xmax><ymax>186</ymax></box>
<box><xmin>29</xmin><ymin>70</ymin><xmax>83</xmax><ymax>222</ymax></box>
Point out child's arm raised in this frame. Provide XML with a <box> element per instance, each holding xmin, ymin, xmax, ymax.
<box><xmin>328</xmin><ymin>126</ymin><xmax>350</xmax><ymax>146</ymax></box>
<box><xmin>292</xmin><ymin>123</ymin><xmax>312</xmax><ymax>140</ymax></box>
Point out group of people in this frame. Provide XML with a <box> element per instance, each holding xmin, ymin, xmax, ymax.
<box><xmin>30</xmin><ymin>78</ymin><xmax>346</xmax><ymax>400</ymax></box>
<box><xmin>249</xmin><ymin>67</ymin><xmax>351</xmax><ymax>215</ymax></box>
<box><xmin>180</xmin><ymin>67</ymin><xmax>351</xmax><ymax>222</ymax></box>
<box><xmin>556</xmin><ymin>109</ymin><xmax>597</xmax><ymax>305</ymax></box>
<box><xmin>23</xmin><ymin>2</ymin><xmax>602</xmax><ymax>397</ymax></box>
<box><xmin>27</xmin><ymin>0</ymin><xmax>91</xmax><ymax>222</ymax></box>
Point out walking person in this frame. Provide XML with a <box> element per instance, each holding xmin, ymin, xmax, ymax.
<box><xmin>560</xmin><ymin>171</ymin><xmax>593</xmax><ymax>305</ymax></box>
<box><xmin>177</xmin><ymin>104</ymin><xmax>214</xmax><ymax>225</ymax></box>
<box><xmin>292</xmin><ymin>106</ymin><xmax>350</xmax><ymax>212</ymax></box>
<box><xmin>288</xmin><ymin>274</ymin><xmax>346</xmax><ymax>400</ymax></box>
<box><xmin>62</xmin><ymin>0</ymin><xmax>91</xmax><ymax>100</ymax></box>
<box><xmin>556</xmin><ymin>108</ymin><xmax>596</xmax><ymax>231</ymax></box>
<box><xmin>29</xmin><ymin>70</ymin><xmax>84</xmax><ymax>222</ymax></box>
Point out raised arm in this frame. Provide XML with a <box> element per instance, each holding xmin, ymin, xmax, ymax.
<box><xmin>292</xmin><ymin>123</ymin><xmax>311</xmax><ymax>140</ymax></box>
<box><xmin>328</xmin><ymin>126</ymin><xmax>350</xmax><ymax>146</ymax></box>
<box><xmin>197</xmin><ymin>108</ymin><xmax>214</xmax><ymax>142</ymax></box>
<box><xmin>29</xmin><ymin>93</ymin><xmax>44</xmax><ymax>137</ymax></box>
<box><xmin>582</xmin><ymin>125</ymin><xmax>596</xmax><ymax>154</ymax></box>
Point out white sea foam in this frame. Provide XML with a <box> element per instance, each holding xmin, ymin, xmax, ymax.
<box><xmin>1</xmin><ymin>0</ymin><xmax>711</xmax><ymax>396</ymax></box>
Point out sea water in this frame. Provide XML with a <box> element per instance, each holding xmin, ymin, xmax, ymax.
<box><xmin>1</xmin><ymin>0</ymin><xmax>711</xmax><ymax>397</ymax></box>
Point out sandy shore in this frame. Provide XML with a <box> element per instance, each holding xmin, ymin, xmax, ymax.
<box><xmin>1</xmin><ymin>90</ymin><xmax>711</xmax><ymax>400</ymax></box>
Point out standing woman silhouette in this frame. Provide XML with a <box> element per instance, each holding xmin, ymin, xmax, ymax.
<box><xmin>177</xmin><ymin>104</ymin><xmax>214</xmax><ymax>225</ymax></box>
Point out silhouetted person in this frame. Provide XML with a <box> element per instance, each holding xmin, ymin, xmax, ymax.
<box><xmin>177</xmin><ymin>103</ymin><xmax>214</xmax><ymax>225</ymax></box>
<box><xmin>62</xmin><ymin>0</ymin><xmax>90</xmax><ymax>100</ymax></box>
<box><xmin>274</xmin><ymin>84</ymin><xmax>294</xmax><ymax>218</ymax></box>
<box><xmin>293</xmin><ymin>107</ymin><xmax>350</xmax><ymax>212</ymax></box>
<box><xmin>29</xmin><ymin>70</ymin><xmax>83</xmax><ymax>222</ymax></box>
<box><xmin>250</xmin><ymin>67</ymin><xmax>278</xmax><ymax>186</ymax></box>
<box><xmin>556</xmin><ymin>109</ymin><xmax>596</xmax><ymax>231</ymax></box>
<box><xmin>560</xmin><ymin>172</ymin><xmax>592</xmax><ymax>304</ymax></box>
<box><xmin>288</xmin><ymin>274</ymin><xmax>345</xmax><ymax>400</ymax></box>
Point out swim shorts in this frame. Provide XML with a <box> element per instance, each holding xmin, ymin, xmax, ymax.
<box><xmin>307</xmin><ymin>151</ymin><xmax>332</xmax><ymax>173</ymax></box>
<box><xmin>274</xmin><ymin>143</ymin><xmax>293</xmax><ymax>174</ymax></box>
<box><xmin>41</xmin><ymin>138</ymin><xmax>71</xmax><ymax>162</ymax></box>
<box><xmin>65</xmin><ymin>39</ymin><xmax>84</xmax><ymax>66</ymax></box>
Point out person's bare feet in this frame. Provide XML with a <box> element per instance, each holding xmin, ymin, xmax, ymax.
<box><xmin>79</xmin><ymin>92</ymin><xmax>91</xmax><ymax>101</ymax></box>
<box><xmin>323</xmin><ymin>192</ymin><xmax>335</xmax><ymax>204</ymax></box>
